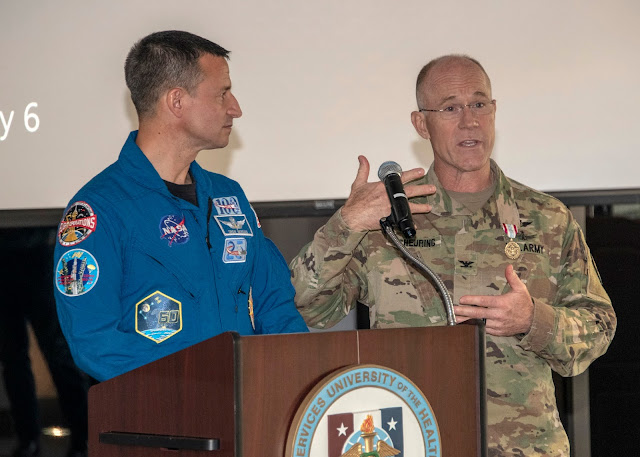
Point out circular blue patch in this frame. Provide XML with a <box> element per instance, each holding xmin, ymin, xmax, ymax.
<box><xmin>286</xmin><ymin>364</ymin><xmax>441</xmax><ymax>457</ymax></box>
<box><xmin>55</xmin><ymin>249</ymin><xmax>99</xmax><ymax>297</ymax></box>
<box><xmin>159</xmin><ymin>214</ymin><xmax>190</xmax><ymax>246</ymax></box>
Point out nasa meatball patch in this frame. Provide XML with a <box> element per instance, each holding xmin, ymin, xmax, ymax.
<box><xmin>159</xmin><ymin>214</ymin><xmax>190</xmax><ymax>247</ymax></box>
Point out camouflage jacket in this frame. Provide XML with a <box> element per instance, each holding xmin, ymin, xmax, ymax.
<box><xmin>290</xmin><ymin>160</ymin><xmax>616</xmax><ymax>456</ymax></box>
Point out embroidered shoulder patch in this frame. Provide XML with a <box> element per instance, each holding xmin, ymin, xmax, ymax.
<box><xmin>159</xmin><ymin>214</ymin><xmax>190</xmax><ymax>246</ymax></box>
<box><xmin>58</xmin><ymin>201</ymin><xmax>97</xmax><ymax>246</ymax></box>
<box><xmin>223</xmin><ymin>237</ymin><xmax>247</xmax><ymax>263</ymax></box>
<box><xmin>213</xmin><ymin>196</ymin><xmax>242</xmax><ymax>215</ymax></box>
<box><xmin>135</xmin><ymin>291</ymin><xmax>182</xmax><ymax>343</ymax></box>
<box><xmin>55</xmin><ymin>249</ymin><xmax>99</xmax><ymax>296</ymax></box>
<box><xmin>214</xmin><ymin>215</ymin><xmax>254</xmax><ymax>236</ymax></box>
<box><xmin>250</xmin><ymin>205</ymin><xmax>261</xmax><ymax>228</ymax></box>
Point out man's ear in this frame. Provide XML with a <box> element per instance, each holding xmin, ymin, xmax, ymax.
<box><xmin>166</xmin><ymin>88</ymin><xmax>185</xmax><ymax>118</ymax></box>
<box><xmin>411</xmin><ymin>111</ymin><xmax>430</xmax><ymax>140</ymax></box>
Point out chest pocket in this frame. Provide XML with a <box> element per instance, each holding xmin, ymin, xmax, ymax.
<box><xmin>514</xmin><ymin>233</ymin><xmax>555</xmax><ymax>301</ymax></box>
<box><xmin>452</xmin><ymin>230</ymin><xmax>554</xmax><ymax>304</ymax></box>
<box><xmin>127</xmin><ymin>238</ymin><xmax>204</xmax><ymax>302</ymax></box>
<box><xmin>385</xmin><ymin>235</ymin><xmax>450</xmax><ymax>326</ymax></box>
<box><xmin>450</xmin><ymin>228</ymin><xmax>504</xmax><ymax>304</ymax></box>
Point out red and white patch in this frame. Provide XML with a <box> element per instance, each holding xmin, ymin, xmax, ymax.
<box><xmin>58</xmin><ymin>201</ymin><xmax>97</xmax><ymax>246</ymax></box>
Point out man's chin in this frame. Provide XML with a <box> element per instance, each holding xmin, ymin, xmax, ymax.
<box><xmin>201</xmin><ymin>138</ymin><xmax>230</xmax><ymax>151</ymax></box>
<box><xmin>437</xmin><ymin>156</ymin><xmax>491</xmax><ymax>176</ymax></box>
<box><xmin>459</xmin><ymin>152</ymin><xmax>491</xmax><ymax>170</ymax></box>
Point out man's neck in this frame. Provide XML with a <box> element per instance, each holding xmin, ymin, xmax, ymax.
<box><xmin>136</xmin><ymin>123</ymin><xmax>198</xmax><ymax>185</ymax></box>
<box><xmin>436</xmin><ymin>163</ymin><xmax>492</xmax><ymax>193</ymax></box>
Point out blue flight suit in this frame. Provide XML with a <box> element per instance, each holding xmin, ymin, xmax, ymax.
<box><xmin>53</xmin><ymin>131</ymin><xmax>307</xmax><ymax>381</ymax></box>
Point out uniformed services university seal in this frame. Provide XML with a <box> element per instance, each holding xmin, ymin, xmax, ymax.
<box><xmin>286</xmin><ymin>364</ymin><xmax>441</xmax><ymax>457</ymax></box>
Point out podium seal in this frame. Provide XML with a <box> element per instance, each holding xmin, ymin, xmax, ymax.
<box><xmin>286</xmin><ymin>364</ymin><xmax>441</xmax><ymax>457</ymax></box>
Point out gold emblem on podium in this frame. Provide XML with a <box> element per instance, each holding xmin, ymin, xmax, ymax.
<box><xmin>340</xmin><ymin>415</ymin><xmax>400</xmax><ymax>457</ymax></box>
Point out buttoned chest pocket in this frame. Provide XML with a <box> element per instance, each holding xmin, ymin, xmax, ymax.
<box><xmin>366</xmin><ymin>234</ymin><xmax>450</xmax><ymax>327</ymax></box>
<box><xmin>453</xmin><ymin>231</ymin><xmax>555</xmax><ymax>303</ymax></box>
<box><xmin>451</xmin><ymin>229</ymin><xmax>508</xmax><ymax>303</ymax></box>
<box><xmin>513</xmin><ymin>233</ymin><xmax>556</xmax><ymax>302</ymax></box>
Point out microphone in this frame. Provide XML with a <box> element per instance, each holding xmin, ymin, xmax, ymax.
<box><xmin>378</xmin><ymin>161</ymin><xmax>416</xmax><ymax>240</ymax></box>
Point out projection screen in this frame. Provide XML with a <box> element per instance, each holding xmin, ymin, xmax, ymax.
<box><xmin>1</xmin><ymin>0</ymin><xmax>639</xmax><ymax>211</ymax></box>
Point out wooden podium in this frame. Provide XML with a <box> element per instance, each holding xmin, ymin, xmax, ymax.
<box><xmin>89</xmin><ymin>325</ymin><xmax>486</xmax><ymax>457</ymax></box>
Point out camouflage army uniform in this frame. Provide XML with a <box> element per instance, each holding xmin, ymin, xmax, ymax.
<box><xmin>290</xmin><ymin>160</ymin><xmax>616</xmax><ymax>456</ymax></box>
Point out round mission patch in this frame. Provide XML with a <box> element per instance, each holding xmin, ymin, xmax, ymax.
<box><xmin>58</xmin><ymin>201</ymin><xmax>97</xmax><ymax>246</ymax></box>
<box><xmin>55</xmin><ymin>249</ymin><xmax>99</xmax><ymax>297</ymax></box>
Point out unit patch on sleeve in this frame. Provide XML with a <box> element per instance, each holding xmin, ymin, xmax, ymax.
<box><xmin>159</xmin><ymin>214</ymin><xmax>190</xmax><ymax>246</ymax></box>
<box><xmin>213</xmin><ymin>196</ymin><xmax>242</xmax><ymax>215</ymax></box>
<box><xmin>223</xmin><ymin>238</ymin><xmax>248</xmax><ymax>263</ymax></box>
<box><xmin>135</xmin><ymin>291</ymin><xmax>182</xmax><ymax>343</ymax></box>
<box><xmin>58</xmin><ymin>201</ymin><xmax>97</xmax><ymax>246</ymax></box>
<box><xmin>214</xmin><ymin>215</ymin><xmax>254</xmax><ymax>236</ymax></box>
<box><xmin>55</xmin><ymin>249</ymin><xmax>99</xmax><ymax>296</ymax></box>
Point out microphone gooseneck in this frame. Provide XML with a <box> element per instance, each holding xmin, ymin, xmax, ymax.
<box><xmin>377</xmin><ymin>161</ymin><xmax>456</xmax><ymax>325</ymax></box>
<box><xmin>380</xmin><ymin>217</ymin><xmax>456</xmax><ymax>325</ymax></box>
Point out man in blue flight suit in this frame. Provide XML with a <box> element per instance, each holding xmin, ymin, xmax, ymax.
<box><xmin>53</xmin><ymin>30</ymin><xmax>308</xmax><ymax>383</ymax></box>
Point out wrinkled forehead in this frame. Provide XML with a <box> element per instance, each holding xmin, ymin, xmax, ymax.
<box><xmin>419</xmin><ymin>59</ymin><xmax>492</xmax><ymax>106</ymax></box>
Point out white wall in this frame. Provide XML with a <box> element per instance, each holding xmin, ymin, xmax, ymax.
<box><xmin>1</xmin><ymin>0</ymin><xmax>639</xmax><ymax>210</ymax></box>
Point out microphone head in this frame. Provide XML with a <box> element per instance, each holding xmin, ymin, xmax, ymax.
<box><xmin>378</xmin><ymin>161</ymin><xmax>402</xmax><ymax>181</ymax></box>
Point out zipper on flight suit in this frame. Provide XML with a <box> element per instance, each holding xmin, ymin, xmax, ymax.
<box><xmin>206</xmin><ymin>197</ymin><xmax>213</xmax><ymax>249</ymax></box>
<box><xmin>236</xmin><ymin>287</ymin><xmax>245</xmax><ymax>313</ymax></box>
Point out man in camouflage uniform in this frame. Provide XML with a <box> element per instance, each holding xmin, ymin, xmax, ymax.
<box><xmin>290</xmin><ymin>55</ymin><xmax>616</xmax><ymax>456</ymax></box>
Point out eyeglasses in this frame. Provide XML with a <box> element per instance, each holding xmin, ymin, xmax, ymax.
<box><xmin>419</xmin><ymin>100</ymin><xmax>496</xmax><ymax>120</ymax></box>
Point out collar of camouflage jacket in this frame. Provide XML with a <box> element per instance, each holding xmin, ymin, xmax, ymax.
<box><xmin>415</xmin><ymin>159</ymin><xmax>520</xmax><ymax>227</ymax></box>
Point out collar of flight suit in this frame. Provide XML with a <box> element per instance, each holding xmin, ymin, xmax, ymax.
<box><xmin>118</xmin><ymin>130</ymin><xmax>212</xmax><ymax>210</ymax></box>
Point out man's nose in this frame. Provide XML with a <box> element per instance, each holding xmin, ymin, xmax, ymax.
<box><xmin>458</xmin><ymin>105</ymin><xmax>479</xmax><ymax>128</ymax></box>
<box><xmin>228</xmin><ymin>93</ymin><xmax>242</xmax><ymax>118</ymax></box>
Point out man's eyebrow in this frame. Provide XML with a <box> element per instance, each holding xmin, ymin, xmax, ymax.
<box><xmin>437</xmin><ymin>91</ymin><xmax>490</xmax><ymax>104</ymax></box>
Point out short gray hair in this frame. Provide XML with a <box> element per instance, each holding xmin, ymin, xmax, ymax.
<box><xmin>125</xmin><ymin>30</ymin><xmax>230</xmax><ymax>119</ymax></box>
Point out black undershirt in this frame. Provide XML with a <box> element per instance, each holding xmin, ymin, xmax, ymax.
<box><xmin>164</xmin><ymin>176</ymin><xmax>198</xmax><ymax>207</ymax></box>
